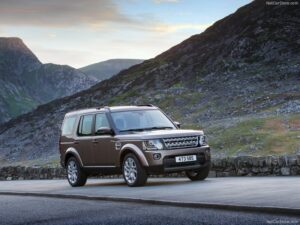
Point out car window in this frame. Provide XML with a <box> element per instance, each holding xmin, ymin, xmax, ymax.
<box><xmin>78</xmin><ymin>114</ymin><xmax>94</xmax><ymax>136</ymax></box>
<box><xmin>62</xmin><ymin>116</ymin><xmax>76</xmax><ymax>136</ymax></box>
<box><xmin>111</xmin><ymin>109</ymin><xmax>175</xmax><ymax>131</ymax></box>
<box><xmin>95</xmin><ymin>113</ymin><xmax>110</xmax><ymax>131</ymax></box>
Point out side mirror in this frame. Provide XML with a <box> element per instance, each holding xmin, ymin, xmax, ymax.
<box><xmin>174</xmin><ymin>121</ymin><xmax>181</xmax><ymax>128</ymax></box>
<box><xmin>96</xmin><ymin>127</ymin><xmax>114</xmax><ymax>135</ymax></box>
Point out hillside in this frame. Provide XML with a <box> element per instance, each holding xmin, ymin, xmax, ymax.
<box><xmin>80</xmin><ymin>59</ymin><xmax>144</xmax><ymax>81</ymax></box>
<box><xmin>0</xmin><ymin>37</ymin><xmax>98</xmax><ymax>123</ymax></box>
<box><xmin>0</xmin><ymin>0</ymin><xmax>299</xmax><ymax>166</ymax></box>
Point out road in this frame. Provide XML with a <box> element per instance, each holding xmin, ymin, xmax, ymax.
<box><xmin>0</xmin><ymin>195</ymin><xmax>299</xmax><ymax>225</ymax></box>
<box><xmin>0</xmin><ymin>177</ymin><xmax>299</xmax><ymax>211</ymax></box>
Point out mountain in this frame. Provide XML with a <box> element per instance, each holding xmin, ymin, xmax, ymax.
<box><xmin>0</xmin><ymin>0</ymin><xmax>299</xmax><ymax>166</ymax></box>
<box><xmin>80</xmin><ymin>59</ymin><xmax>144</xmax><ymax>81</ymax></box>
<box><xmin>0</xmin><ymin>37</ymin><xmax>98</xmax><ymax>123</ymax></box>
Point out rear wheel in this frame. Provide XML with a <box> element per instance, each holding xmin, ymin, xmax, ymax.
<box><xmin>122</xmin><ymin>153</ymin><xmax>148</xmax><ymax>187</ymax></box>
<box><xmin>66</xmin><ymin>157</ymin><xmax>87</xmax><ymax>187</ymax></box>
<box><xmin>186</xmin><ymin>164</ymin><xmax>210</xmax><ymax>181</ymax></box>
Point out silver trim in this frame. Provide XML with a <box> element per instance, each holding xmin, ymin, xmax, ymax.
<box><xmin>163</xmin><ymin>136</ymin><xmax>199</xmax><ymax>149</ymax></box>
<box><xmin>60</xmin><ymin>142</ymin><xmax>75</xmax><ymax>144</ymax></box>
<box><xmin>83</xmin><ymin>165</ymin><xmax>116</xmax><ymax>168</ymax></box>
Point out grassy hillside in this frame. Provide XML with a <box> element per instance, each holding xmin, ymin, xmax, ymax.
<box><xmin>0</xmin><ymin>38</ymin><xmax>98</xmax><ymax>124</ymax></box>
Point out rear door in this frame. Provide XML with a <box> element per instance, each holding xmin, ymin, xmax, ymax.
<box><xmin>75</xmin><ymin>114</ymin><xmax>95</xmax><ymax>166</ymax></box>
<box><xmin>92</xmin><ymin>113</ymin><xmax>117</xmax><ymax>166</ymax></box>
<box><xmin>59</xmin><ymin>116</ymin><xmax>77</xmax><ymax>164</ymax></box>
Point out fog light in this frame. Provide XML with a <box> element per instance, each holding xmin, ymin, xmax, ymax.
<box><xmin>153</xmin><ymin>153</ymin><xmax>161</xmax><ymax>160</ymax></box>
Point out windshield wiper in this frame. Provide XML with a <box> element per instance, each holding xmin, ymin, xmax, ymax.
<box><xmin>119</xmin><ymin>126</ymin><xmax>173</xmax><ymax>132</ymax></box>
<box><xmin>119</xmin><ymin>128</ymin><xmax>146</xmax><ymax>132</ymax></box>
<box><xmin>143</xmin><ymin>126</ymin><xmax>174</xmax><ymax>130</ymax></box>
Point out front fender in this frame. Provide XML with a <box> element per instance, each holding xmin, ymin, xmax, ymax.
<box><xmin>120</xmin><ymin>143</ymin><xmax>149</xmax><ymax>167</ymax></box>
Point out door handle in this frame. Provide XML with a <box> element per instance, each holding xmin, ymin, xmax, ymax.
<box><xmin>92</xmin><ymin>139</ymin><xmax>99</xmax><ymax>144</ymax></box>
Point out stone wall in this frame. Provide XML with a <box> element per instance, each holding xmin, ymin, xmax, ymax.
<box><xmin>212</xmin><ymin>155</ymin><xmax>300</xmax><ymax>177</ymax></box>
<box><xmin>0</xmin><ymin>155</ymin><xmax>299</xmax><ymax>181</ymax></box>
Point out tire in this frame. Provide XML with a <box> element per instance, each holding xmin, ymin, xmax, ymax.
<box><xmin>122</xmin><ymin>153</ymin><xmax>148</xmax><ymax>187</ymax></box>
<box><xmin>186</xmin><ymin>164</ymin><xmax>210</xmax><ymax>181</ymax></box>
<box><xmin>66</xmin><ymin>157</ymin><xmax>87</xmax><ymax>187</ymax></box>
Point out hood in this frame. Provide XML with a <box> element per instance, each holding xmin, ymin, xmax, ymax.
<box><xmin>116</xmin><ymin>129</ymin><xmax>203</xmax><ymax>140</ymax></box>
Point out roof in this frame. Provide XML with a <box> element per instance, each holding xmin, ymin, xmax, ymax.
<box><xmin>64</xmin><ymin>105</ymin><xmax>157</xmax><ymax>117</ymax></box>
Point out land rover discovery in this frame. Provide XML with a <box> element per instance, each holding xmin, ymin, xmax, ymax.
<box><xmin>59</xmin><ymin>105</ymin><xmax>210</xmax><ymax>187</ymax></box>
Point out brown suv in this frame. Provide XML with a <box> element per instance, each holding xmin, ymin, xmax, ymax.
<box><xmin>59</xmin><ymin>105</ymin><xmax>210</xmax><ymax>187</ymax></box>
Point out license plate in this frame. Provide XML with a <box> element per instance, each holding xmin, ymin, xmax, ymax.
<box><xmin>175</xmin><ymin>155</ymin><xmax>197</xmax><ymax>163</ymax></box>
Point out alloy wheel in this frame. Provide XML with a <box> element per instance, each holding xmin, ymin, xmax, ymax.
<box><xmin>67</xmin><ymin>160</ymin><xmax>78</xmax><ymax>184</ymax></box>
<box><xmin>124</xmin><ymin>157</ymin><xmax>137</xmax><ymax>184</ymax></box>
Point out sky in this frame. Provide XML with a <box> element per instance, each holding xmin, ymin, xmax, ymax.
<box><xmin>0</xmin><ymin>0</ymin><xmax>251</xmax><ymax>68</ymax></box>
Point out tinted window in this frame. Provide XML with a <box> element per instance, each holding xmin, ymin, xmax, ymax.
<box><xmin>62</xmin><ymin>116</ymin><xmax>76</xmax><ymax>135</ymax></box>
<box><xmin>95</xmin><ymin>113</ymin><xmax>110</xmax><ymax>131</ymax></box>
<box><xmin>78</xmin><ymin>114</ymin><xmax>94</xmax><ymax>136</ymax></box>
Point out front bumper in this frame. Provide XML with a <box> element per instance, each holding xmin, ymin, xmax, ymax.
<box><xmin>144</xmin><ymin>145</ymin><xmax>210</xmax><ymax>173</ymax></box>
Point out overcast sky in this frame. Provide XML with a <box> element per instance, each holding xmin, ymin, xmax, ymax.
<box><xmin>0</xmin><ymin>0</ymin><xmax>251</xmax><ymax>68</ymax></box>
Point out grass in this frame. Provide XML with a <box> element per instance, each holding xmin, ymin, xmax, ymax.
<box><xmin>195</xmin><ymin>114</ymin><xmax>300</xmax><ymax>156</ymax></box>
<box><xmin>5</xmin><ymin>91</ymin><xmax>38</xmax><ymax>118</ymax></box>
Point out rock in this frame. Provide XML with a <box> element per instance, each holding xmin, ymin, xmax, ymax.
<box><xmin>237</xmin><ymin>168</ymin><xmax>249</xmax><ymax>176</ymax></box>
<box><xmin>280</xmin><ymin>167</ymin><xmax>290</xmax><ymax>176</ymax></box>
<box><xmin>288</xmin><ymin>156</ymin><xmax>297</xmax><ymax>166</ymax></box>
<box><xmin>290</xmin><ymin>166</ymin><xmax>299</xmax><ymax>175</ymax></box>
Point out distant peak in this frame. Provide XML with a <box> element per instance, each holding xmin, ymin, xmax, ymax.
<box><xmin>0</xmin><ymin>36</ymin><xmax>41</xmax><ymax>64</ymax></box>
<box><xmin>0</xmin><ymin>37</ymin><xmax>26</xmax><ymax>48</ymax></box>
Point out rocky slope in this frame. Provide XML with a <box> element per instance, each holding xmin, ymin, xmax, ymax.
<box><xmin>0</xmin><ymin>0</ymin><xmax>299</xmax><ymax>165</ymax></box>
<box><xmin>0</xmin><ymin>37</ymin><xmax>98</xmax><ymax>123</ymax></box>
<box><xmin>80</xmin><ymin>59</ymin><xmax>144</xmax><ymax>81</ymax></box>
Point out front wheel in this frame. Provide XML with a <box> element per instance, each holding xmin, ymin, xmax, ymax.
<box><xmin>122</xmin><ymin>153</ymin><xmax>148</xmax><ymax>187</ymax></box>
<box><xmin>66</xmin><ymin>157</ymin><xmax>87</xmax><ymax>187</ymax></box>
<box><xmin>186</xmin><ymin>164</ymin><xmax>210</xmax><ymax>181</ymax></box>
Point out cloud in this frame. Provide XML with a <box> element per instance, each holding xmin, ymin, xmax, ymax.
<box><xmin>0</xmin><ymin>0</ymin><xmax>132</xmax><ymax>27</ymax></box>
<box><xmin>0</xmin><ymin>0</ymin><xmax>209</xmax><ymax>35</ymax></box>
<box><xmin>47</xmin><ymin>33</ymin><xmax>57</xmax><ymax>38</ymax></box>
<box><xmin>150</xmin><ymin>23</ymin><xmax>211</xmax><ymax>33</ymax></box>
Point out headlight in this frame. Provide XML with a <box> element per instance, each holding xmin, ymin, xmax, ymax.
<box><xmin>199</xmin><ymin>135</ymin><xmax>207</xmax><ymax>146</ymax></box>
<box><xmin>143</xmin><ymin>139</ymin><xmax>164</xmax><ymax>150</ymax></box>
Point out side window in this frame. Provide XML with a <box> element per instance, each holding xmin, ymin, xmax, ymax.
<box><xmin>78</xmin><ymin>114</ymin><xmax>94</xmax><ymax>136</ymax></box>
<box><xmin>62</xmin><ymin>116</ymin><xmax>76</xmax><ymax>136</ymax></box>
<box><xmin>95</xmin><ymin>113</ymin><xmax>110</xmax><ymax>131</ymax></box>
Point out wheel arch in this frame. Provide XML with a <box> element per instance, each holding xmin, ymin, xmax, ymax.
<box><xmin>119</xmin><ymin>144</ymin><xmax>149</xmax><ymax>167</ymax></box>
<box><xmin>64</xmin><ymin>148</ymin><xmax>84</xmax><ymax>168</ymax></box>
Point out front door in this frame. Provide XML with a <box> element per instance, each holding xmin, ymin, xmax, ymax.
<box><xmin>92</xmin><ymin>113</ymin><xmax>118</xmax><ymax>166</ymax></box>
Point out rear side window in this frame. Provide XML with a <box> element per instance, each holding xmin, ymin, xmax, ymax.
<box><xmin>62</xmin><ymin>116</ymin><xmax>76</xmax><ymax>136</ymax></box>
<box><xmin>78</xmin><ymin>114</ymin><xmax>94</xmax><ymax>136</ymax></box>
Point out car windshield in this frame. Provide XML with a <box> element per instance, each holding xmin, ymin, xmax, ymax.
<box><xmin>111</xmin><ymin>109</ymin><xmax>176</xmax><ymax>132</ymax></box>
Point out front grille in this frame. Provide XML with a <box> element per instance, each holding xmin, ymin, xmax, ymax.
<box><xmin>163</xmin><ymin>136</ymin><xmax>199</xmax><ymax>149</ymax></box>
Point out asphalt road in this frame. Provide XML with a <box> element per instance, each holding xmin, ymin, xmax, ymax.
<box><xmin>0</xmin><ymin>195</ymin><xmax>299</xmax><ymax>225</ymax></box>
<box><xmin>0</xmin><ymin>177</ymin><xmax>299</xmax><ymax>210</ymax></box>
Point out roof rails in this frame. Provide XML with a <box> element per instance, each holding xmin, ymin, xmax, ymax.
<box><xmin>95</xmin><ymin>106</ymin><xmax>111</xmax><ymax>111</ymax></box>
